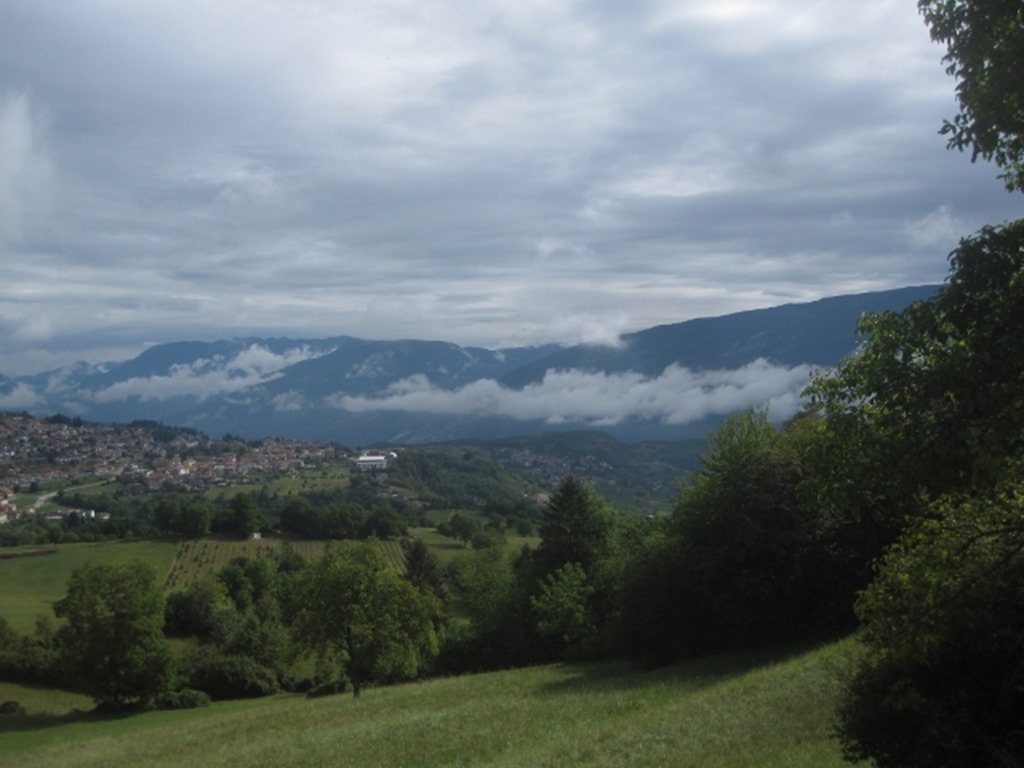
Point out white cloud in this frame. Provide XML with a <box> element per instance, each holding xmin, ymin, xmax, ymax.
<box><xmin>905</xmin><ymin>204</ymin><xmax>961</xmax><ymax>250</ymax></box>
<box><xmin>0</xmin><ymin>382</ymin><xmax>42</xmax><ymax>410</ymax></box>
<box><xmin>91</xmin><ymin>344</ymin><xmax>328</xmax><ymax>403</ymax></box>
<box><xmin>329</xmin><ymin>360</ymin><xmax>814</xmax><ymax>427</ymax></box>
<box><xmin>0</xmin><ymin>91</ymin><xmax>54</xmax><ymax>243</ymax></box>
<box><xmin>1</xmin><ymin>0</ymin><xmax>1019</xmax><ymax>378</ymax></box>
<box><xmin>549</xmin><ymin>313</ymin><xmax>631</xmax><ymax>349</ymax></box>
<box><xmin>270</xmin><ymin>390</ymin><xmax>307</xmax><ymax>412</ymax></box>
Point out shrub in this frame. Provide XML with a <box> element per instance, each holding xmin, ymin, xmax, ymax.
<box><xmin>150</xmin><ymin>688</ymin><xmax>211</xmax><ymax>710</ymax></box>
<box><xmin>186</xmin><ymin>654</ymin><xmax>280</xmax><ymax>700</ymax></box>
<box><xmin>0</xmin><ymin>700</ymin><xmax>26</xmax><ymax>715</ymax></box>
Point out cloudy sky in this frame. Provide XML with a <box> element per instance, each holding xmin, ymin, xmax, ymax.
<box><xmin>1</xmin><ymin>0</ymin><xmax>1020</xmax><ymax>378</ymax></box>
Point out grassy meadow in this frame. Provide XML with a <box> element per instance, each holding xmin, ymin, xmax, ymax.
<box><xmin>0</xmin><ymin>639</ymin><xmax>863</xmax><ymax>768</ymax></box>
<box><xmin>0</xmin><ymin>540</ymin><xmax>179</xmax><ymax>633</ymax></box>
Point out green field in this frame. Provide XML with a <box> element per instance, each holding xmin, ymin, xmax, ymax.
<box><xmin>0</xmin><ymin>640</ymin><xmax>862</xmax><ymax>768</ymax></box>
<box><xmin>1</xmin><ymin>535</ymin><xmax>435</xmax><ymax>629</ymax></box>
<box><xmin>0</xmin><ymin>540</ymin><xmax>179</xmax><ymax>633</ymax></box>
<box><xmin>204</xmin><ymin>464</ymin><xmax>353</xmax><ymax>501</ymax></box>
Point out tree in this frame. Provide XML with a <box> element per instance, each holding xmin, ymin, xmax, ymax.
<box><xmin>812</xmin><ymin>209</ymin><xmax>1024</xmax><ymax>766</ymax></box>
<box><xmin>531</xmin><ymin>563</ymin><xmax>595</xmax><ymax>651</ymax></box>
<box><xmin>442</xmin><ymin>546</ymin><xmax>541</xmax><ymax>670</ymax></box>
<box><xmin>165</xmin><ymin>576</ymin><xmax>235</xmax><ymax>639</ymax></box>
<box><xmin>837</xmin><ymin>472</ymin><xmax>1024</xmax><ymax>767</ymax></box>
<box><xmin>442</xmin><ymin>512</ymin><xmax>481</xmax><ymax>547</ymax></box>
<box><xmin>54</xmin><ymin>561</ymin><xmax>173</xmax><ymax>708</ymax></box>
<box><xmin>294</xmin><ymin>543</ymin><xmax>438</xmax><ymax>696</ymax></box>
<box><xmin>919</xmin><ymin>0</ymin><xmax>1024</xmax><ymax>191</ymax></box>
<box><xmin>807</xmin><ymin>220</ymin><xmax>1024</xmax><ymax>514</ymax></box>
<box><xmin>618</xmin><ymin>410</ymin><xmax>839</xmax><ymax>663</ymax></box>
<box><xmin>228</xmin><ymin>492</ymin><xmax>264</xmax><ymax>538</ymax></box>
<box><xmin>180</xmin><ymin>501</ymin><xmax>213</xmax><ymax>538</ymax></box>
<box><xmin>535</xmin><ymin>476</ymin><xmax>616</xmax><ymax>579</ymax></box>
<box><xmin>402</xmin><ymin>537</ymin><xmax>448</xmax><ymax>602</ymax></box>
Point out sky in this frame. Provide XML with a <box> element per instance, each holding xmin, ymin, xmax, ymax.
<box><xmin>2</xmin><ymin>0</ymin><xmax>1021</xmax><ymax>378</ymax></box>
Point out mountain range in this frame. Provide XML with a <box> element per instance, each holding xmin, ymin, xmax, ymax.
<box><xmin>0</xmin><ymin>285</ymin><xmax>937</xmax><ymax>446</ymax></box>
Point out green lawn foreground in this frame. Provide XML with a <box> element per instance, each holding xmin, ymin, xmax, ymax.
<box><xmin>0</xmin><ymin>640</ymin><xmax>863</xmax><ymax>768</ymax></box>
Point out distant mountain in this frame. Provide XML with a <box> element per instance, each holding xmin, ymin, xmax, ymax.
<box><xmin>1</xmin><ymin>285</ymin><xmax>938</xmax><ymax>445</ymax></box>
<box><xmin>500</xmin><ymin>286</ymin><xmax>937</xmax><ymax>386</ymax></box>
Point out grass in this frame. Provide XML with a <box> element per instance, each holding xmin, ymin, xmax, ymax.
<box><xmin>0</xmin><ymin>540</ymin><xmax>179</xmax><ymax>634</ymax></box>
<box><xmin>0</xmin><ymin>529</ymin><xmax>503</xmax><ymax>631</ymax></box>
<box><xmin>0</xmin><ymin>639</ymin><xmax>862</xmax><ymax>768</ymax></box>
<box><xmin>0</xmin><ymin>683</ymin><xmax>92</xmax><ymax>717</ymax></box>
<box><xmin>203</xmin><ymin>465</ymin><xmax>353</xmax><ymax>501</ymax></box>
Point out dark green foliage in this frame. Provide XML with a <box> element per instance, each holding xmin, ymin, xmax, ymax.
<box><xmin>180</xmin><ymin>501</ymin><xmax>214</xmax><ymax>538</ymax></box>
<box><xmin>618</xmin><ymin>411</ymin><xmax>848</xmax><ymax>664</ymax></box>
<box><xmin>531</xmin><ymin>563</ymin><xmax>595</xmax><ymax>648</ymax></box>
<box><xmin>809</xmin><ymin>220</ymin><xmax>1024</xmax><ymax>509</ymax></box>
<box><xmin>838</xmin><ymin>475</ymin><xmax>1024</xmax><ymax>767</ymax></box>
<box><xmin>54</xmin><ymin>561</ymin><xmax>174</xmax><ymax>707</ymax></box>
<box><xmin>164</xmin><ymin>577</ymin><xmax>234</xmax><ymax>639</ymax></box>
<box><xmin>389</xmin><ymin>448</ymin><xmax>530</xmax><ymax>509</ymax></box>
<box><xmin>402</xmin><ymin>537</ymin><xmax>448</xmax><ymax>601</ymax></box>
<box><xmin>919</xmin><ymin>0</ymin><xmax>1024</xmax><ymax>191</ymax></box>
<box><xmin>150</xmin><ymin>688</ymin><xmax>211</xmax><ymax>710</ymax></box>
<box><xmin>185</xmin><ymin>652</ymin><xmax>280</xmax><ymax>700</ymax></box>
<box><xmin>278</xmin><ymin>497</ymin><xmax>365</xmax><ymax>539</ymax></box>
<box><xmin>361</xmin><ymin>507</ymin><xmax>407</xmax><ymax>538</ymax></box>
<box><xmin>0</xmin><ymin>616</ymin><xmax>63</xmax><ymax>686</ymax></box>
<box><xmin>439</xmin><ymin>547</ymin><xmax>545</xmax><ymax>672</ymax></box>
<box><xmin>228</xmin><ymin>492</ymin><xmax>265</xmax><ymax>538</ymax></box>
<box><xmin>0</xmin><ymin>700</ymin><xmax>26</xmax><ymax>715</ymax></box>
<box><xmin>0</xmin><ymin>615</ymin><xmax>17</xmax><ymax>653</ymax></box>
<box><xmin>294</xmin><ymin>543</ymin><xmax>439</xmax><ymax>696</ymax></box>
<box><xmin>812</xmin><ymin>204</ymin><xmax>1024</xmax><ymax>759</ymax></box>
<box><xmin>0</xmin><ymin>616</ymin><xmax>62</xmax><ymax>687</ymax></box>
<box><xmin>438</xmin><ymin>512</ymin><xmax>481</xmax><ymax>546</ymax></box>
<box><xmin>536</xmin><ymin>476</ymin><xmax>616</xmax><ymax>579</ymax></box>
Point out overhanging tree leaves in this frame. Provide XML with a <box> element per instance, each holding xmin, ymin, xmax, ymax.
<box><xmin>54</xmin><ymin>561</ymin><xmax>173</xmax><ymax>708</ymax></box>
<box><xmin>807</xmin><ymin>219</ymin><xmax>1024</xmax><ymax>515</ymax></box>
<box><xmin>919</xmin><ymin>0</ymin><xmax>1024</xmax><ymax>191</ymax></box>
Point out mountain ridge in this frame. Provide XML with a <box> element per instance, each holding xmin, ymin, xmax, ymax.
<box><xmin>1</xmin><ymin>285</ymin><xmax>938</xmax><ymax>445</ymax></box>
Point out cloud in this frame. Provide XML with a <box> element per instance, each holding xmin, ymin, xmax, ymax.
<box><xmin>329</xmin><ymin>360</ymin><xmax>814</xmax><ymax>427</ymax></box>
<box><xmin>0</xmin><ymin>382</ymin><xmax>43</xmax><ymax>410</ymax></box>
<box><xmin>904</xmin><ymin>204</ymin><xmax>961</xmax><ymax>250</ymax></box>
<box><xmin>91</xmin><ymin>344</ymin><xmax>328</xmax><ymax>403</ymax></box>
<box><xmin>1</xmin><ymin>0</ymin><xmax>1021</xmax><ymax>377</ymax></box>
<box><xmin>549</xmin><ymin>312</ymin><xmax>631</xmax><ymax>349</ymax></box>
<box><xmin>0</xmin><ymin>91</ymin><xmax>54</xmax><ymax>243</ymax></box>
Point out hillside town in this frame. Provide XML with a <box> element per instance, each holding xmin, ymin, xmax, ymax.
<box><xmin>0</xmin><ymin>412</ymin><xmax>341</xmax><ymax>522</ymax></box>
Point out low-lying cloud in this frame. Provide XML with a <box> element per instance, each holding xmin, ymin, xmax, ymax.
<box><xmin>329</xmin><ymin>359</ymin><xmax>814</xmax><ymax>427</ymax></box>
<box><xmin>91</xmin><ymin>344</ymin><xmax>328</xmax><ymax>403</ymax></box>
<box><xmin>0</xmin><ymin>382</ymin><xmax>43</xmax><ymax>410</ymax></box>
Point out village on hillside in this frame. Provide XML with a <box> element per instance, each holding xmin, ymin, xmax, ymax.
<box><xmin>0</xmin><ymin>412</ymin><xmax>349</xmax><ymax>523</ymax></box>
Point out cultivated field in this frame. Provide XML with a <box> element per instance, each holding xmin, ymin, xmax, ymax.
<box><xmin>0</xmin><ymin>640</ymin><xmax>863</xmax><ymax>768</ymax></box>
<box><xmin>164</xmin><ymin>537</ymin><xmax>408</xmax><ymax>590</ymax></box>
